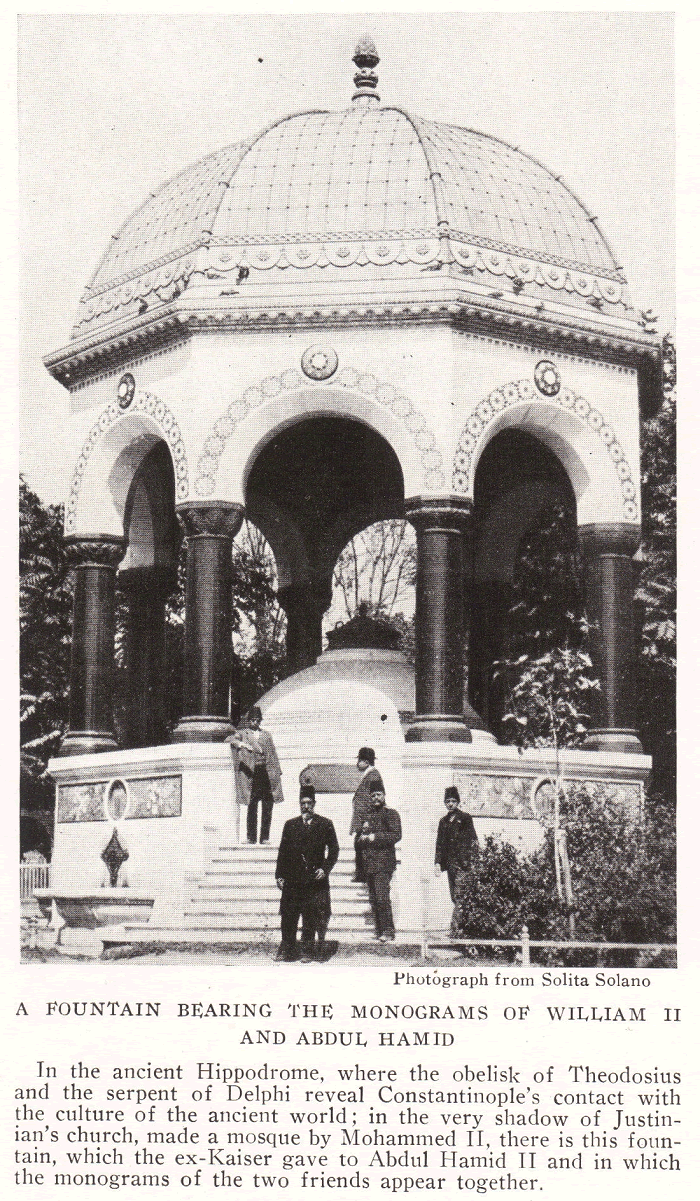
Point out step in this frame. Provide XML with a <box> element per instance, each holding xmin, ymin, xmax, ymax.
<box><xmin>181</xmin><ymin>918</ymin><xmax>376</xmax><ymax>934</ymax></box>
<box><xmin>185</xmin><ymin>908</ymin><xmax>372</xmax><ymax>926</ymax></box>
<box><xmin>203</xmin><ymin>870</ymin><xmax>364</xmax><ymax>885</ymax></box>
<box><xmin>195</xmin><ymin>879</ymin><xmax>368</xmax><ymax>895</ymax></box>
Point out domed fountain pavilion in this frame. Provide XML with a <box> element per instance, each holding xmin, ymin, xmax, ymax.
<box><xmin>42</xmin><ymin>41</ymin><xmax>659</xmax><ymax>950</ymax></box>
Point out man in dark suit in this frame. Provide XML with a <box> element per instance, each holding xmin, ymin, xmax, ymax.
<box><xmin>349</xmin><ymin>747</ymin><xmax>383</xmax><ymax>883</ymax></box>
<box><xmin>275</xmin><ymin>784</ymin><xmax>339</xmax><ymax>962</ymax></box>
<box><xmin>434</xmin><ymin>786</ymin><xmax>479</xmax><ymax>933</ymax></box>
<box><xmin>357</xmin><ymin>781</ymin><xmax>402</xmax><ymax>943</ymax></box>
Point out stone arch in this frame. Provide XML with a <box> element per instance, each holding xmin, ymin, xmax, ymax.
<box><xmin>192</xmin><ymin>365</ymin><xmax>445</xmax><ymax>505</ymax></box>
<box><xmin>452</xmin><ymin>380</ymin><xmax>639</xmax><ymax>526</ymax></box>
<box><xmin>121</xmin><ymin>442</ymin><xmax>180</xmax><ymax>573</ymax></box>
<box><xmin>66</xmin><ymin>390</ymin><xmax>188</xmax><ymax>536</ymax></box>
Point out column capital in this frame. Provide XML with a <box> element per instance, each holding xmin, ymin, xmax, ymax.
<box><xmin>64</xmin><ymin>535</ymin><xmax>125</xmax><ymax>570</ymax></box>
<box><xmin>176</xmin><ymin>501</ymin><xmax>244</xmax><ymax>540</ymax></box>
<box><xmin>404</xmin><ymin>496</ymin><xmax>473</xmax><ymax>533</ymax></box>
<box><xmin>578</xmin><ymin>522</ymin><xmax>641</xmax><ymax>559</ymax></box>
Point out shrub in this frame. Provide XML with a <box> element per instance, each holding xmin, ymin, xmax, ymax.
<box><xmin>454</xmin><ymin>786</ymin><xmax>676</xmax><ymax>966</ymax></box>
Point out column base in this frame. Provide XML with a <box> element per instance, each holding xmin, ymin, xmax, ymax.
<box><xmin>171</xmin><ymin>716</ymin><xmax>235</xmax><ymax>743</ymax></box>
<box><xmin>583</xmin><ymin>729</ymin><xmax>643</xmax><ymax>754</ymax></box>
<box><xmin>405</xmin><ymin>717</ymin><xmax>472</xmax><ymax>743</ymax></box>
<box><xmin>57</xmin><ymin>732</ymin><xmax>119</xmax><ymax>757</ymax></box>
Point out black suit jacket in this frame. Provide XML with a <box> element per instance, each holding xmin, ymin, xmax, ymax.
<box><xmin>350</xmin><ymin>767</ymin><xmax>383</xmax><ymax>835</ymax></box>
<box><xmin>276</xmin><ymin>814</ymin><xmax>339</xmax><ymax>889</ymax></box>
<box><xmin>358</xmin><ymin>806</ymin><xmax>402</xmax><ymax>876</ymax></box>
<box><xmin>435</xmin><ymin>809</ymin><xmax>478</xmax><ymax>871</ymax></box>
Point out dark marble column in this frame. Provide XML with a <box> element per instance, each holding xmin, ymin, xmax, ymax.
<box><xmin>579</xmin><ymin>523</ymin><xmax>643</xmax><ymax>753</ymax></box>
<box><xmin>405</xmin><ymin>498</ymin><xmax>473</xmax><ymax>742</ymax></box>
<box><xmin>277</xmin><ymin>580</ymin><xmax>333</xmax><ymax>675</ymax></box>
<box><xmin>468</xmin><ymin>579</ymin><xmax>515</xmax><ymax>735</ymax></box>
<box><xmin>120</xmin><ymin>565</ymin><xmax>176</xmax><ymax>749</ymax></box>
<box><xmin>171</xmin><ymin>502</ymin><xmax>244</xmax><ymax>743</ymax></box>
<box><xmin>58</xmin><ymin>536</ymin><xmax>125</xmax><ymax>757</ymax></box>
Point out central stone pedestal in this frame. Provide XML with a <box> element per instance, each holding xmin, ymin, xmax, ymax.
<box><xmin>43</xmin><ymin>647</ymin><xmax>650</xmax><ymax>953</ymax></box>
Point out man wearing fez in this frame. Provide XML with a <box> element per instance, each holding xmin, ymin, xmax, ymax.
<box><xmin>349</xmin><ymin>747</ymin><xmax>383</xmax><ymax>883</ymax></box>
<box><xmin>434</xmin><ymin>786</ymin><xmax>479</xmax><ymax>932</ymax></box>
<box><xmin>357</xmin><ymin>781</ymin><xmax>402</xmax><ymax>943</ymax></box>
<box><xmin>275</xmin><ymin>784</ymin><xmax>339</xmax><ymax>962</ymax></box>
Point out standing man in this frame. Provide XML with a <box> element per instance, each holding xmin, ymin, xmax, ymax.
<box><xmin>349</xmin><ymin>747</ymin><xmax>383</xmax><ymax>882</ymax></box>
<box><xmin>275</xmin><ymin>784</ymin><xmax>339</xmax><ymax>962</ymax></box>
<box><xmin>357</xmin><ymin>781</ymin><xmax>402</xmax><ymax>943</ymax></box>
<box><xmin>434</xmin><ymin>786</ymin><xmax>479</xmax><ymax>933</ymax></box>
<box><xmin>228</xmin><ymin>706</ymin><xmax>283</xmax><ymax>844</ymax></box>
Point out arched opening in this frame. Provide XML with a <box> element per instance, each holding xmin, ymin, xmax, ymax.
<box><xmin>229</xmin><ymin>519</ymin><xmax>287</xmax><ymax>723</ymax></box>
<box><xmin>117</xmin><ymin>441</ymin><xmax>180</xmax><ymax>748</ymax></box>
<box><xmin>469</xmin><ymin>428</ymin><xmax>577</xmax><ymax>734</ymax></box>
<box><xmin>245</xmin><ymin>416</ymin><xmax>405</xmax><ymax>675</ymax></box>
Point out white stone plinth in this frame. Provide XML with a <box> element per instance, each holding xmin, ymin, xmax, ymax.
<box><xmin>46</xmin><ymin>737</ymin><xmax>650</xmax><ymax>947</ymax></box>
<box><xmin>48</xmin><ymin>744</ymin><xmax>239</xmax><ymax>929</ymax></box>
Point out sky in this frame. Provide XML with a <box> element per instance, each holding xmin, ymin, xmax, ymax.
<box><xmin>18</xmin><ymin>11</ymin><xmax>674</xmax><ymax>504</ymax></box>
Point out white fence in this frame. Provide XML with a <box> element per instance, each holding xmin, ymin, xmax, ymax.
<box><xmin>20</xmin><ymin>863</ymin><xmax>51</xmax><ymax>900</ymax></box>
<box><xmin>423</xmin><ymin>925</ymin><xmax>676</xmax><ymax>965</ymax></box>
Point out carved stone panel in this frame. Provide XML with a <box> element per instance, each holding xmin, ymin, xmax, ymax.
<box><xmin>57</xmin><ymin>776</ymin><xmax>182</xmax><ymax>822</ymax></box>
<box><xmin>453</xmin><ymin>774</ymin><xmax>536</xmax><ymax>819</ymax></box>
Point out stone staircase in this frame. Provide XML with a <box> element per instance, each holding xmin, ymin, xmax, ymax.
<box><xmin>97</xmin><ymin>840</ymin><xmax>385</xmax><ymax>948</ymax></box>
<box><xmin>181</xmin><ymin>843</ymin><xmax>376</xmax><ymax>942</ymax></box>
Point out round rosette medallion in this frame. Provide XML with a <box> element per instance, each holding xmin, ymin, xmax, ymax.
<box><xmin>534</xmin><ymin>361</ymin><xmax>561</xmax><ymax>397</ymax></box>
<box><xmin>105</xmin><ymin>779</ymin><xmax>130</xmax><ymax>822</ymax></box>
<box><xmin>301</xmin><ymin>345</ymin><xmax>339</xmax><ymax>381</ymax></box>
<box><xmin>117</xmin><ymin>373</ymin><xmax>136</xmax><ymax>409</ymax></box>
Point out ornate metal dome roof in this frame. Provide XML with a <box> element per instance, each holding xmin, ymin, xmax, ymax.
<box><xmin>72</xmin><ymin>42</ymin><xmax>629</xmax><ymax>342</ymax></box>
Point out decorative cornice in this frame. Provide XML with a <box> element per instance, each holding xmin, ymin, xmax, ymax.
<box><xmin>69</xmin><ymin>234</ymin><xmax>629</xmax><ymax>345</ymax></box>
<box><xmin>45</xmin><ymin>296</ymin><xmax>661</xmax><ymax>391</ymax></box>
<box><xmin>452</xmin><ymin>378</ymin><xmax>639</xmax><ymax>523</ymax></box>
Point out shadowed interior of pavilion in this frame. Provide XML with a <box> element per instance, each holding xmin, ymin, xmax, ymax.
<box><xmin>64</xmin><ymin>412</ymin><xmax>641</xmax><ymax>756</ymax></box>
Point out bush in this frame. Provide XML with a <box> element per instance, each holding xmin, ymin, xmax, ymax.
<box><xmin>454</xmin><ymin>786</ymin><xmax>676</xmax><ymax>965</ymax></box>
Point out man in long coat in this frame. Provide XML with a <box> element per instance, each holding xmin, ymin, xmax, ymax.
<box><xmin>349</xmin><ymin>747</ymin><xmax>383</xmax><ymax>882</ymax></box>
<box><xmin>275</xmin><ymin>785</ymin><xmax>339</xmax><ymax>962</ymax></box>
<box><xmin>227</xmin><ymin>706</ymin><xmax>283</xmax><ymax>844</ymax></box>
<box><xmin>357</xmin><ymin>781</ymin><xmax>402</xmax><ymax>942</ymax></box>
<box><xmin>434</xmin><ymin>786</ymin><xmax>479</xmax><ymax>934</ymax></box>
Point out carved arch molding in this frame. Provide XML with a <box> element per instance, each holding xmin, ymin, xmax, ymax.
<box><xmin>452</xmin><ymin>379</ymin><xmax>638</xmax><ymax>522</ymax></box>
<box><xmin>192</xmin><ymin>366</ymin><xmax>445</xmax><ymax>496</ymax></box>
<box><xmin>65</xmin><ymin>392</ymin><xmax>189</xmax><ymax>534</ymax></box>
<box><xmin>67</xmin><ymin>369</ymin><xmax>445</xmax><ymax>530</ymax></box>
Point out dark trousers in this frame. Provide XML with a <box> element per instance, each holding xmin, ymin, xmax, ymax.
<box><xmin>280</xmin><ymin>890</ymin><xmax>328</xmax><ymax>950</ymax></box>
<box><xmin>446</xmin><ymin>866</ymin><xmax>471</xmax><ymax>936</ymax></box>
<box><xmin>353</xmin><ymin>838</ymin><xmax>366</xmax><ymax>882</ymax></box>
<box><xmin>247</xmin><ymin>767</ymin><xmax>273</xmax><ymax>842</ymax></box>
<box><xmin>366</xmin><ymin>872</ymin><xmax>395</xmax><ymax>936</ymax></box>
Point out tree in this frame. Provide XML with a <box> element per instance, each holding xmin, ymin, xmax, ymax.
<box><xmin>20</xmin><ymin>483</ymin><xmax>287</xmax><ymax>777</ymax></box>
<box><xmin>495</xmin><ymin>502</ymin><xmax>596</xmax><ymax>750</ymax></box>
<box><xmin>637</xmin><ymin>332</ymin><xmax>676</xmax><ymax>804</ymax></box>
<box><xmin>331</xmin><ymin>520</ymin><xmax>416</xmax><ymax>622</ymax></box>
<box><xmin>19</xmin><ymin>479</ymin><xmax>72</xmax><ymax>808</ymax></box>
<box><xmin>231</xmin><ymin>521</ymin><xmax>286</xmax><ymax>713</ymax></box>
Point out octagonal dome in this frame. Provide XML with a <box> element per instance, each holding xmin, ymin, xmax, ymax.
<box><xmin>72</xmin><ymin>62</ymin><xmax>629</xmax><ymax>342</ymax></box>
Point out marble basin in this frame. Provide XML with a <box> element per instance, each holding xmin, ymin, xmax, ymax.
<box><xmin>34</xmin><ymin>889</ymin><xmax>154</xmax><ymax>930</ymax></box>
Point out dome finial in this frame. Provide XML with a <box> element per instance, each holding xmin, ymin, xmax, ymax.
<box><xmin>352</xmin><ymin>36</ymin><xmax>380</xmax><ymax>105</ymax></box>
